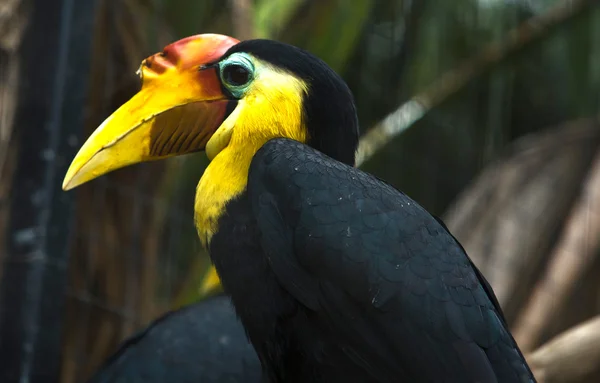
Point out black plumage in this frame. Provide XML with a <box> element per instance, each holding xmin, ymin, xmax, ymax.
<box><xmin>87</xmin><ymin>295</ymin><xmax>261</xmax><ymax>383</ymax></box>
<box><xmin>206</xmin><ymin>40</ymin><xmax>536</xmax><ymax>383</ymax></box>
<box><xmin>211</xmin><ymin>140</ymin><xmax>534</xmax><ymax>382</ymax></box>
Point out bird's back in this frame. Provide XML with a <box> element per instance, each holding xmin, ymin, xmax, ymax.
<box><xmin>87</xmin><ymin>295</ymin><xmax>262</xmax><ymax>383</ymax></box>
<box><xmin>242</xmin><ymin>138</ymin><xmax>535</xmax><ymax>382</ymax></box>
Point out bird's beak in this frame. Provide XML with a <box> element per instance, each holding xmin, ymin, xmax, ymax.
<box><xmin>62</xmin><ymin>34</ymin><xmax>239</xmax><ymax>191</ymax></box>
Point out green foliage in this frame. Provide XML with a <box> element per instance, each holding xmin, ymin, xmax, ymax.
<box><xmin>253</xmin><ymin>0</ymin><xmax>305</xmax><ymax>38</ymax></box>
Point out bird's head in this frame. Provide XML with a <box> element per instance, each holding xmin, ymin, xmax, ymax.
<box><xmin>62</xmin><ymin>33</ymin><xmax>359</xmax><ymax>190</ymax></box>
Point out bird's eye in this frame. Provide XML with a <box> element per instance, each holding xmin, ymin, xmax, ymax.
<box><xmin>222</xmin><ymin>64</ymin><xmax>251</xmax><ymax>87</ymax></box>
<box><xmin>218</xmin><ymin>53</ymin><xmax>255</xmax><ymax>98</ymax></box>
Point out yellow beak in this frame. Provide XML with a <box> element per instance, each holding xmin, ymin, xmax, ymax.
<box><xmin>62</xmin><ymin>34</ymin><xmax>239</xmax><ymax>190</ymax></box>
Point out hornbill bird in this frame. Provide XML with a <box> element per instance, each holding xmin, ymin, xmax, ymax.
<box><xmin>63</xmin><ymin>34</ymin><xmax>536</xmax><ymax>382</ymax></box>
<box><xmin>87</xmin><ymin>295</ymin><xmax>261</xmax><ymax>383</ymax></box>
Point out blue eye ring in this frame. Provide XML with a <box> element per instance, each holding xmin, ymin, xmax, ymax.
<box><xmin>219</xmin><ymin>53</ymin><xmax>255</xmax><ymax>98</ymax></box>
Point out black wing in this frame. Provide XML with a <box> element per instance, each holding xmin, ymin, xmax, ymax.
<box><xmin>87</xmin><ymin>295</ymin><xmax>262</xmax><ymax>383</ymax></box>
<box><xmin>248</xmin><ymin>138</ymin><xmax>535</xmax><ymax>383</ymax></box>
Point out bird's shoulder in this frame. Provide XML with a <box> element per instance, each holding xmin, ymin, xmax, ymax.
<box><xmin>248</xmin><ymin>138</ymin><xmax>533</xmax><ymax>382</ymax></box>
<box><xmin>249</xmin><ymin>139</ymin><xmax>489</xmax><ymax>308</ymax></box>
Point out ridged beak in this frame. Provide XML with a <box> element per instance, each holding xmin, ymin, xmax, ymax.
<box><xmin>63</xmin><ymin>33</ymin><xmax>239</xmax><ymax>191</ymax></box>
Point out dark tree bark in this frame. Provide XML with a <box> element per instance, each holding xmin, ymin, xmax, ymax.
<box><xmin>0</xmin><ymin>0</ymin><xmax>96</xmax><ymax>382</ymax></box>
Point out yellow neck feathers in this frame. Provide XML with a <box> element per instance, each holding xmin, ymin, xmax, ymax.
<box><xmin>194</xmin><ymin>62</ymin><xmax>309</xmax><ymax>246</ymax></box>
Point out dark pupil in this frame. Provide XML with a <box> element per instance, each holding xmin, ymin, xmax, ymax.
<box><xmin>224</xmin><ymin>64</ymin><xmax>249</xmax><ymax>86</ymax></box>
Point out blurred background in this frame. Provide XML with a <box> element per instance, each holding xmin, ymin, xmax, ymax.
<box><xmin>1</xmin><ymin>0</ymin><xmax>599</xmax><ymax>382</ymax></box>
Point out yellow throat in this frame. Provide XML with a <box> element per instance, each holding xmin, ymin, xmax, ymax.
<box><xmin>194</xmin><ymin>62</ymin><xmax>309</xmax><ymax>246</ymax></box>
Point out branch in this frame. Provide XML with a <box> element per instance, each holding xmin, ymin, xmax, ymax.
<box><xmin>527</xmin><ymin>315</ymin><xmax>600</xmax><ymax>383</ymax></box>
<box><xmin>0</xmin><ymin>0</ymin><xmax>28</xmax><ymax>272</ymax></box>
<box><xmin>513</xmin><ymin>143</ymin><xmax>600</xmax><ymax>351</ymax></box>
<box><xmin>355</xmin><ymin>0</ymin><xmax>598</xmax><ymax>167</ymax></box>
<box><xmin>442</xmin><ymin>120</ymin><xmax>600</xmax><ymax>322</ymax></box>
<box><xmin>0</xmin><ymin>0</ymin><xmax>28</xmax><ymax>51</ymax></box>
<box><xmin>0</xmin><ymin>0</ymin><xmax>28</xmax><ymax>178</ymax></box>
